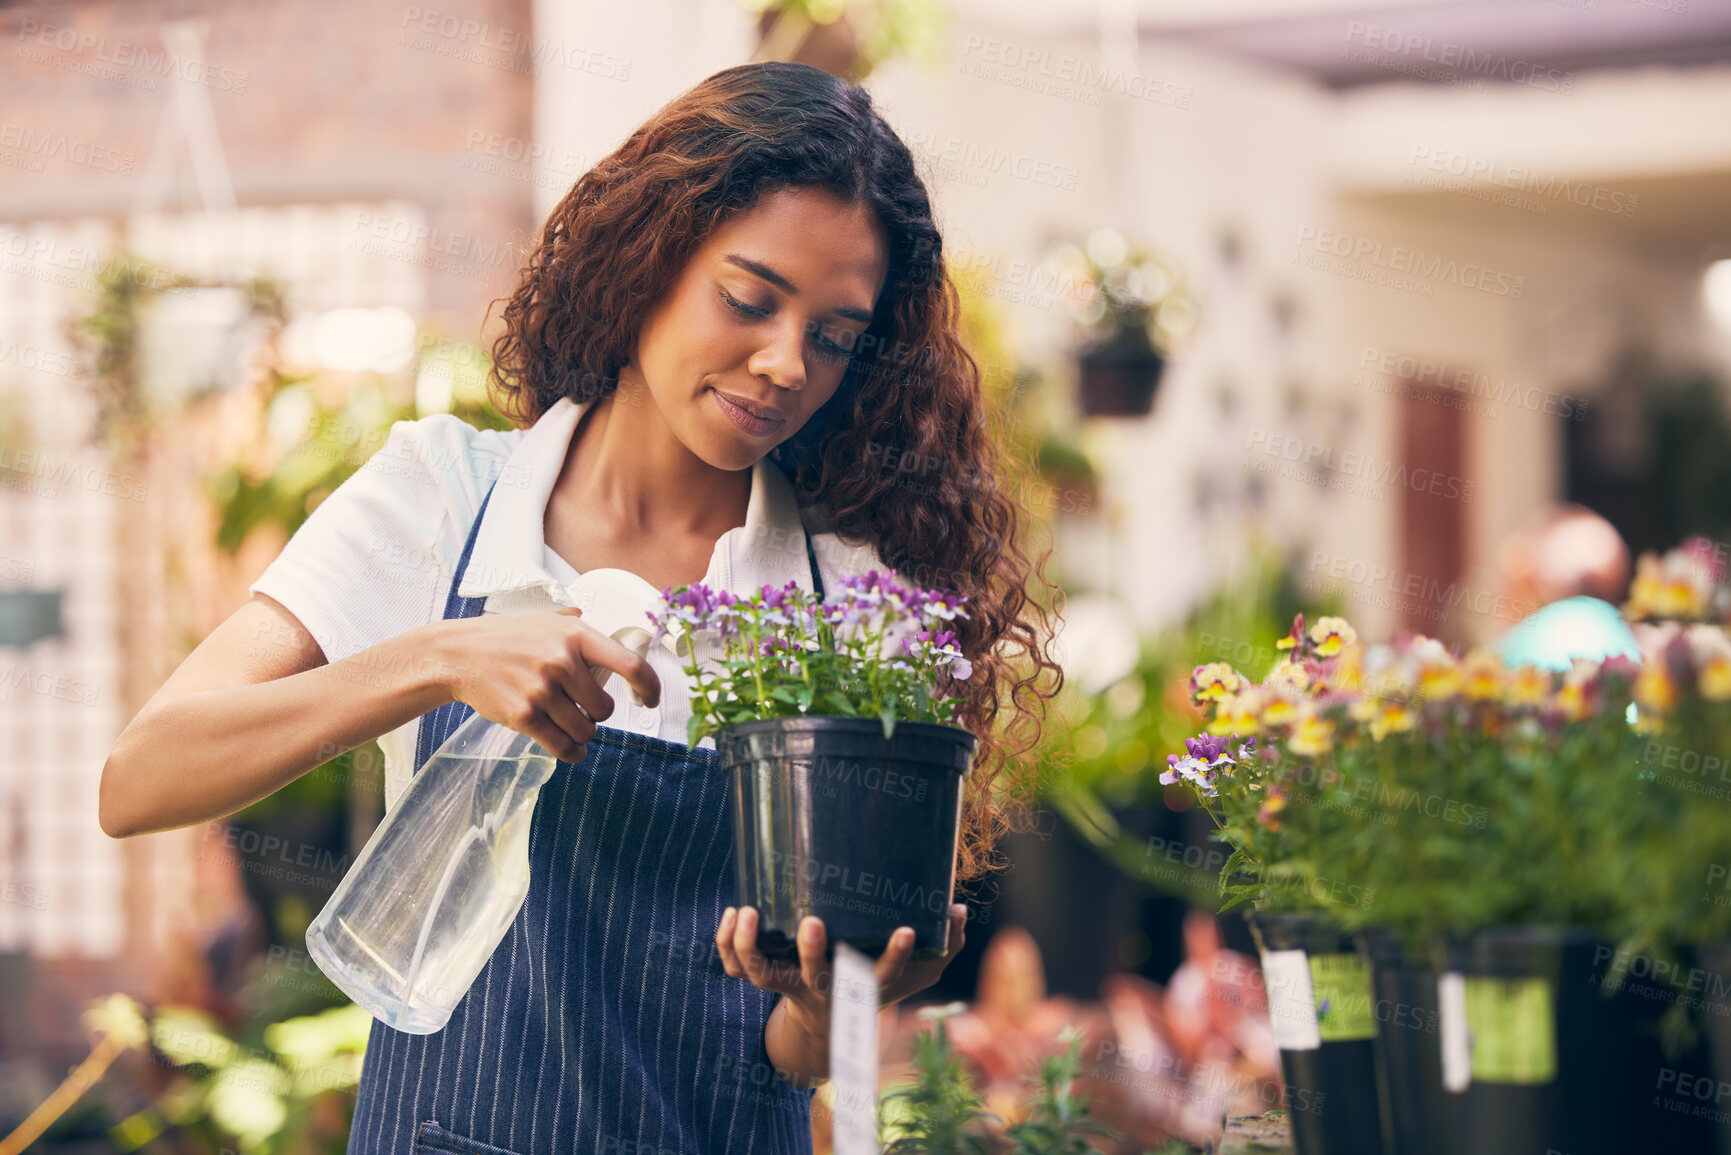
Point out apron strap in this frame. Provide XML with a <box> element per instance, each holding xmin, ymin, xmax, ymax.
<box><xmin>804</xmin><ymin>525</ymin><xmax>826</xmax><ymax>602</ymax></box>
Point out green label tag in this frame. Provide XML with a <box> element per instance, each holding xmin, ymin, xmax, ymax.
<box><xmin>1464</xmin><ymin>977</ymin><xmax>1556</xmax><ymax>1084</ymax></box>
<box><xmin>1309</xmin><ymin>953</ymin><xmax>1376</xmax><ymax>1042</ymax></box>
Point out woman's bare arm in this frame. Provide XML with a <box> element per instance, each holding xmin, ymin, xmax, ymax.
<box><xmin>99</xmin><ymin>592</ymin><xmax>660</xmax><ymax>838</ymax></box>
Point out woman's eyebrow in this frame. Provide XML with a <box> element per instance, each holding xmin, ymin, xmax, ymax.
<box><xmin>722</xmin><ymin>252</ymin><xmax>874</xmax><ymax>324</ymax></box>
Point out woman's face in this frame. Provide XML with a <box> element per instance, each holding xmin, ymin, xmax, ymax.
<box><xmin>627</xmin><ymin>185</ymin><xmax>891</xmax><ymax>472</ymax></box>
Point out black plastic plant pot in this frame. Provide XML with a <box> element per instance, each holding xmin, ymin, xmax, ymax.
<box><xmin>1442</xmin><ymin>926</ymin><xmax>1640</xmax><ymax>1155</ymax></box>
<box><xmin>1682</xmin><ymin>938</ymin><xmax>1731</xmax><ymax>1155</ymax></box>
<box><xmin>1075</xmin><ymin>331</ymin><xmax>1165</xmax><ymax>418</ymax></box>
<box><xmin>717</xmin><ymin>716</ymin><xmax>976</xmax><ymax>962</ymax></box>
<box><xmin>1248</xmin><ymin>912</ymin><xmax>1387</xmax><ymax>1155</ymax></box>
<box><xmin>1356</xmin><ymin>928</ymin><xmax>1450</xmax><ymax>1155</ymax></box>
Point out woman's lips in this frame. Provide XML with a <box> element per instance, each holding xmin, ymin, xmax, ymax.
<box><xmin>711</xmin><ymin>389</ymin><xmax>786</xmax><ymax>437</ymax></box>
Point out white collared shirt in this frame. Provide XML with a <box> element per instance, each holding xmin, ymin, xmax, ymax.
<box><xmin>248</xmin><ymin>395</ymin><xmax>886</xmax><ymax>811</ymax></box>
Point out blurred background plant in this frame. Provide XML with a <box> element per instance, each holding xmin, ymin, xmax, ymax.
<box><xmin>1047</xmin><ymin>229</ymin><xmax>1196</xmax><ymax>356</ymax></box>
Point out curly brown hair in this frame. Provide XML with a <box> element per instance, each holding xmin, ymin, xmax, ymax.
<box><xmin>485</xmin><ymin>60</ymin><xmax>1065</xmax><ymax>882</ymax></box>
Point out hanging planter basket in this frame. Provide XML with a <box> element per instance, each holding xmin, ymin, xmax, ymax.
<box><xmin>1075</xmin><ymin>329</ymin><xmax>1166</xmax><ymax>418</ymax></box>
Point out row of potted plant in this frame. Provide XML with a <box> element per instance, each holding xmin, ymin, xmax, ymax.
<box><xmin>1157</xmin><ymin>538</ymin><xmax>1731</xmax><ymax>1155</ymax></box>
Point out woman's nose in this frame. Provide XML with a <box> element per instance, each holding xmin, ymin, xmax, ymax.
<box><xmin>746</xmin><ymin>318</ymin><xmax>808</xmax><ymax>392</ymax></box>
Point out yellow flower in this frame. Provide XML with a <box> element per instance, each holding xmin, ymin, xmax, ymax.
<box><xmin>1257</xmin><ymin>789</ymin><xmax>1287</xmax><ymax>831</ymax></box>
<box><xmin>1701</xmin><ymin>656</ymin><xmax>1731</xmax><ymax>701</ymax></box>
<box><xmin>1461</xmin><ymin>649</ymin><xmax>1504</xmax><ymax>701</ymax></box>
<box><xmin>1419</xmin><ymin>662</ymin><xmax>1462</xmax><ymax>702</ymax></box>
<box><xmin>1634</xmin><ymin>664</ymin><xmax>1678</xmax><ymax>716</ymax></box>
<box><xmin>1190</xmin><ymin>662</ymin><xmax>1245</xmax><ymax>704</ymax></box>
<box><xmin>1208</xmin><ymin>689</ymin><xmax>1263</xmax><ymax>737</ymax></box>
<box><xmin>1623</xmin><ymin>550</ymin><xmax>1713</xmax><ymax>622</ymax></box>
<box><xmin>1408</xmin><ymin>636</ymin><xmax>1461</xmax><ymax>701</ymax></box>
<box><xmin>1260</xmin><ymin>695</ymin><xmax>1299</xmax><ymax>729</ymax></box>
<box><xmin>1506</xmin><ymin>665</ymin><xmax>1550</xmax><ymax>707</ymax></box>
<box><xmin>1554</xmin><ymin>680</ymin><xmax>1588</xmax><ymax>720</ymax></box>
<box><xmin>1265</xmin><ymin>661</ymin><xmax>1313</xmax><ymax>696</ymax></box>
<box><xmin>1368</xmin><ymin>703</ymin><xmax>1415</xmax><ymax>742</ymax></box>
<box><xmin>1308</xmin><ymin>616</ymin><xmax>1358</xmax><ymax>658</ymax></box>
<box><xmin>1288</xmin><ymin>708</ymin><xmax>1335</xmax><ymax>758</ymax></box>
<box><xmin>1322</xmin><ymin>644</ymin><xmax>1364</xmax><ymax>696</ymax></box>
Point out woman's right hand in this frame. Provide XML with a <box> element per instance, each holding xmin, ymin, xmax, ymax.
<box><xmin>430</xmin><ymin>606</ymin><xmax>662</xmax><ymax>763</ymax></box>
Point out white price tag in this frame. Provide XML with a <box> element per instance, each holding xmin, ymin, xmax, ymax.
<box><xmin>1261</xmin><ymin>948</ymin><xmax>1321</xmax><ymax>1052</ymax></box>
<box><xmin>1438</xmin><ymin>970</ymin><xmax>1470</xmax><ymax>1093</ymax></box>
<box><xmin>829</xmin><ymin>943</ymin><xmax>880</xmax><ymax>1155</ymax></box>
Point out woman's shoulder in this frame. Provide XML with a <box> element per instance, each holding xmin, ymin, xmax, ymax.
<box><xmin>248</xmin><ymin>412</ymin><xmax>528</xmax><ymax>664</ymax></box>
<box><xmin>372</xmin><ymin>412</ymin><xmax>524</xmax><ymax>479</ymax></box>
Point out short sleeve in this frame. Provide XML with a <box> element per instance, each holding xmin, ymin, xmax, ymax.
<box><xmin>247</xmin><ymin>414</ymin><xmax>513</xmax><ymax>666</ymax></box>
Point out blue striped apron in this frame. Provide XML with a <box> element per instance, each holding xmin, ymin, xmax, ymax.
<box><xmin>347</xmin><ymin>475</ymin><xmax>820</xmax><ymax>1154</ymax></box>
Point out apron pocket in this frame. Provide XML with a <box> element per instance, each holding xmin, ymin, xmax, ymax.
<box><xmin>412</xmin><ymin>1120</ymin><xmax>526</xmax><ymax>1155</ymax></box>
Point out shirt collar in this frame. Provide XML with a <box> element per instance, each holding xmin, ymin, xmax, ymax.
<box><xmin>456</xmin><ymin>395</ymin><xmax>820</xmax><ymax>651</ymax></box>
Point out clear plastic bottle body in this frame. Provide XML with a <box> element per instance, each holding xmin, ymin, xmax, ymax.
<box><xmin>305</xmin><ymin>711</ymin><xmax>556</xmax><ymax>1034</ymax></box>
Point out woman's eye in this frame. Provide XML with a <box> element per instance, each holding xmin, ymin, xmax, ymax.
<box><xmin>720</xmin><ymin>288</ymin><xmax>770</xmax><ymax>318</ymax></box>
<box><xmin>723</xmin><ymin>288</ymin><xmax>856</xmax><ymax>362</ymax></box>
<box><xmin>812</xmin><ymin>327</ymin><xmax>855</xmax><ymax>361</ymax></box>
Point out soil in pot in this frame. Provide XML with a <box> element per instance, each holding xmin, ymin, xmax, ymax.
<box><xmin>719</xmin><ymin>716</ymin><xmax>976</xmax><ymax>960</ymax></box>
<box><xmin>1249</xmin><ymin>912</ymin><xmax>1387</xmax><ymax>1155</ymax></box>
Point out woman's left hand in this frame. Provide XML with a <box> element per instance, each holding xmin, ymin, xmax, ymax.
<box><xmin>715</xmin><ymin>904</ymin><xmax>967</xmax><ymax>1038</ymax></box>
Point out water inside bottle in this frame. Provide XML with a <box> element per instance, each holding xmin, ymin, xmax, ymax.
<box><xmin>306</xmin><ymin>747</ymin><xmax>551</xmax><ymax>1034</ymax></box>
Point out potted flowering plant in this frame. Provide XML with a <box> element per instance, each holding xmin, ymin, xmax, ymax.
<box><xmin>649</xmin><ymin>571</ymin><xmax>976</xmax><ymax>959</ymax></box>
<box><xmin>1162</xmin><ymin>617</ymin><xmax>1386</xmax><ymax>1155</ymax></box>
<box><xmin>1165</xmin><ymin>608</ymin><xmax>1727</xmax><ymax>1155</ymax></box>
<box><xmin>1618</xmin><ymin>537</ymin><xmax>1731</xmax><ymax>1155</ymax></box>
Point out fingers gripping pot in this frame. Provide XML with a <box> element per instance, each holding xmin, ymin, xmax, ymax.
<box><xmin>717</xmin><ymin>716</ymin><xmax>977</xmax><ymax>960</ymax></box>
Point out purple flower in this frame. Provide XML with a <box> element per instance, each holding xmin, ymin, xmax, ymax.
<box><xmin>1158</xmin><ymin>733</ymin><xmax>1248</xmax><ymax>797</ymax></box>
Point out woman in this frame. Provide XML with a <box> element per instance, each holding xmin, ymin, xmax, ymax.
<box><xmin>101</xmin><ymin>61</ymin><xmax>1061</xmax><ymax>1154</ymax></box>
